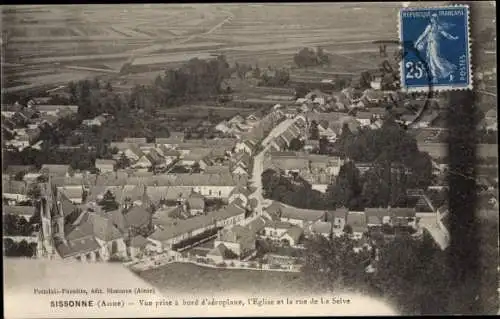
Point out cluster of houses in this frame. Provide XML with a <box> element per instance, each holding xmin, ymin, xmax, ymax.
<box><xmin>232</xmin><ymin>109</ymin><xmax>286</xmax><ymax>155</ymax></box>
<box><xmin>266</xmin><ymin>116</ymin><xmax>307</xmax><ymax>152</ymax></box>
<box><xmin>199</xmin><ymin>200</ymin><xmax>422</xmax><ymax>265</ymax></box>
<box><xmin>109</xmin><ymin>136</ymin><xmax>243</xmax><ymax>174</ymax></box>
<box><xmin>2</xmin><ymin>103</ymin><xmax>295</xmax><ymax>263</ymax></box>
<box><xmin>2</xmin><ymin>158</ymin><xmax>255</xmax><ymax>262</ymax></box>
<box><xmin>2</xmin><ymin>102</ymin><xmax>79</xmax><ymax>151</ymax></box>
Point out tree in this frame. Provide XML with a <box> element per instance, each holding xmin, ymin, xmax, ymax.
<box><xmin>288</xmin><ymin>138</ymin><xmax>304</xmax><ymax>151</ymax></box>
<box><xmin>262</xmin><ymin>169</ymin><xmax>281</xmax><ymax>198</ymax></box>
<box><xmin>27</xmin><ymin>183</ymin><xmax>42</xmax><ymax>201</ymax></box>
<box><xmin>371</xmin><ymin>235</ymin><xmax>452</xmax><ymax>314</ymax></box>
<box><xmin>302</xmin><ymin>234</ymin><xmax>370</xmax><ymax>292</ymax></box>
<box><xmin>98</xmin><ymin>190</ymin><xmax>119</xmax><ymax>212</ymax></box>
<box><xmin>361</xmin><ymin>168</ymin><xmax>390</xmax><ymax>208</ymax></box>
<box><xmin>309</xmin><ymin>120</ymin><xmax>320</xmax><ymax>140</ymax></box>
<box><xmin>326</xmin><ymin>161</ymin><xmax>362</xmax><ymax>209</ymax></box>
<box><xmin>116</xmin><ymin>153</ymin><xmax>131</xmax><ymax>170</ymax></box>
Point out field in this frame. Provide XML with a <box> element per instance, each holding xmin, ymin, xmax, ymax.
<box><xmin>136</xmin><ymin>262</ymin><xmax>311</xmax><ymax>295</ymax></box>
<box><xmin>2</xmin><ymin>2</ymin><xmax>496</xmax><ymax>95</ymax></box>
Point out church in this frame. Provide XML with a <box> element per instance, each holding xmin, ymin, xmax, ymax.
<box><xmin>37</xmin><ymin>181</ymin><xmax>128</xmax><ymax>262</ymax></box>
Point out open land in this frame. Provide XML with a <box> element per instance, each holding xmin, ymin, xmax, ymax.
<box><xmin>136</xmin><ymin>262</ymin><xmax>310</xmax><ymax>295</ymax></box>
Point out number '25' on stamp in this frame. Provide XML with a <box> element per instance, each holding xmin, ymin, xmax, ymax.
<box><xmin>399</xmin><ymin>5</ymin><xmax>471</xmax><ymax>92</ymax></box>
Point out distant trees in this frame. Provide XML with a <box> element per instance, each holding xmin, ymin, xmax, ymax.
<box><xmin>258</xmin><ymin>67</ymin><xmax>291</xmax><ymax>87</ymax></box>
<box><xmin>234</xmin><ymin>62</ymin><xmax>253</xmax><ymax>79</ymax></box>
<box><xmin>294</xmin><ymin>47</ymin><xmax>330</xmax><ymax>68</ymax></box>
<box><xmin>128</xmin><ymin>55</ymin><xmax>231</xmax><ymax>111</ymax></box>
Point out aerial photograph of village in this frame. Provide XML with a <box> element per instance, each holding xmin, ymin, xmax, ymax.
<box><xmin>2</xmin><ymin>2</ymin><xmax>498</xmax><ymax>316</ymax></box>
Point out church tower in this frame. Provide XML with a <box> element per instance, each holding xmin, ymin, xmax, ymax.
<box><xmin>38</xmin><ymin>178</ymin><xmax>59</xmax><ymax>259</ymax></box>
<box><xmin>39</xmin><ymin>185</ymin><xmax>55</xmax><ymax>258</ymax></box>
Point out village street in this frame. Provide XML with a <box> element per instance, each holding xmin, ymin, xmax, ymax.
<box><xmin>246</xmin><ymin>116</ymin><xmax>304</xmax><ymax>218</ymax></box>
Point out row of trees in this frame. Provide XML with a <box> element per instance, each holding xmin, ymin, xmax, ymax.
<box><xmin>4</xmin><ymin>239</ymin><xmax>38</xmax><ymax>257</ymax></box>
<box><xmin>3</xmin><ymin>214</ymin><xmax>36</xmax><ymax>237</ymax></box>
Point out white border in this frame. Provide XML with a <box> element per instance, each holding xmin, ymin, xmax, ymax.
<box><xmin>398</xmin><ymin>4</ymin><xmax>473</xmax><ymax>92</ymax></box>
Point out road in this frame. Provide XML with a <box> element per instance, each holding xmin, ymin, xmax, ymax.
<box><xmin>247</xmin><ymin>114</ymin><xmax>304</xmax><ymax>217</ymax></box>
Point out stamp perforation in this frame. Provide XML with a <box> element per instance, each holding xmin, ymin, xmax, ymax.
<box><xmin>398</xmin><ymin>4</ymin><xmax>473</xmax><ymax>92</ymax></box>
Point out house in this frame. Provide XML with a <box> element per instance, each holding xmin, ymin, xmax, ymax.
<box><xmin>123</xmin><ymin>145</ymin><xmax>145</xmax><ymax>163</ymax></box>
<box><xmin>390</xmin><ymin>207</ymin><xmax>416</xmax><ymax>226</ymax></box>
<box><xmin>207</xmin><ymin>243</ymin><xmax>235</xmax><ymax>263</ymax></box>
<box><xmin>123</xmin><ymin>137</ymin><xmax>147</xmax><ymax>145</ymax></box>
<box><xmin>265</xmin><ymin>201</ymin><xmax>325</xmax><ymax>228</ymax></box>
<box><xmin>2</xmin><ymin>180</ymin><xmax>29</xmax><ymax>204</ymax></box>
<box><xmin>483</xmin><ymin>108</ymin><xmax>498</xmax><ymax>131</ymax></box>
<box><xmin>155</xmin><ymin>135</ymin><xmax>184</xmax><ymax>148</ymax></box>
<box><xmin>111</xmin><ymin>205</ymin><xmax>153</xmax><ymax>239</ymax></box>
<box><xmin>370</xmin><ymin>77</ymin><xmax>382</xmax><ymax>90</ymax></box>
<box><xmin>54</xmin><ymin>210</ymin><xmax>127</xmax><ymax>262</ymax></box>
<box><xmin>5</xmin><ymin>137</ymin><xmax>31</xmax><ymax>151</ymax></box>
<box><xmin>234</xmin><ymin>140</ymin><xmax>255</xmax><ymax>155</ymax></box>
<box><xmin>23</xmin><ymin>173</ymin><xmax>43</xmax><ymax>184</ymax></box>
<box><xmin>346</xmin><ymin>211</ymin><xmax>368</xmax><ymax>240</ymax></box>
<box><xmin>129</xmin><ymin>235</ymin><xmax>151</xmax><ymax>259</ymax></box>
<box><xmin>40</xmin><ymin>164</ymin><xmax>72</xmax><ymax>178</ymax></box>
<box><xmin>148</xmin><ymin>202</ymin><xmax>246</xmax><ymax>252</ymax></box>
<box><xmin>215</xmin><ymin>121</ymin><xmax>232</xmax><ymax>134</ymax></box>
<box><xmin>36</xmin><ymin>105</ymin><xmax>78</xmax><ymax>116</ymax></box>
<box><xmin>186</xmin><ymin>192</ymin><xmax>205</xmax><ymax>216</ymax></box>
<box><xmin>82</xmin><ymin>115</ymin><xmax>107</xmax><ymax>127</ymax></box>
<box><xmin>95</xmin><ymin>159</ymin><xmax>116</xmax><ymax>173</ymax></box>
<box><xmin>228</xmin><ymin>186</ymin><xmax>252</xmax><ymax>208</ymax></box>
<box><xmin>204</xmin><ymin>165</ymin><xmax>231</xmax><ymax>175</ymax></box>
<box><xmin>180</xmin><ymin>148</ymin><xmax>212</xmax><ymax>166</ymax></box>
<box><xmin>228</xmin><ymin>115</ymin><xmax>245</xmax><ymax>126</ymax></box>
<box><xmin>57</xmin><ymin>186</ymin><xmax>85</xmax><ymax>204</ymax></box>
<box><xmin>262</xmin><ymin>220</ymin><xmax>303</xmax><ymax>247</ymax></box>
<box><xmin>280</xmin><ymin>226</ymin><xmax>304</xmax><ymax>247</ymax></box>
<box><xmin>262</xmin><ymin>220</ymin><xmax>295</xmax><ymax>240</ymax></box>
<box><xmin>307</xmin><ymin>221</ymin><xmax>333</xmax><ymax>238</ymax></box>
<box><xmin>232</xmin><ymin>152</ymin><xmax>251</xmax><ymax>170</ymax></box>
<box><xmin>213</xmin><ymin>225</ymin><xmax>256</xmax><ymax>259</ymax></box>
<box><xmin>365</xmin><ymin>208</ymin><xmax>390</xmax><ymax>227</ymax></box>
<box><xmin>327</xmin><ymin>207</ymin><xmax>348</xmax><ymax>235</ymax></box>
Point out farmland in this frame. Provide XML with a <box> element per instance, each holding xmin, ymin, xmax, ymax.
<box><xmin>1</xmin><ymin>2</ymin><xmax>496</xmax><ymax>95</ymax></box>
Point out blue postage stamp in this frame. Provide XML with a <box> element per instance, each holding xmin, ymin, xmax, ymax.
<box><xmin>399</xmin><ymin>5</ymin><xmax>472</xmax><ymax>92</ymax></box>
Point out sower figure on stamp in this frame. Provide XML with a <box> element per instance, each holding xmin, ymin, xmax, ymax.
<box><xmin>414</xmin><ymin>13</ymin><xmax>459</xmax><ymax>82</ymax></box>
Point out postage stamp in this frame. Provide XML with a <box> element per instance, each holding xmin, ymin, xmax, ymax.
<box><xmin>399</xmin><ymin>5</ymin><xmax>472</xmax><ymax>92</ymax></box>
